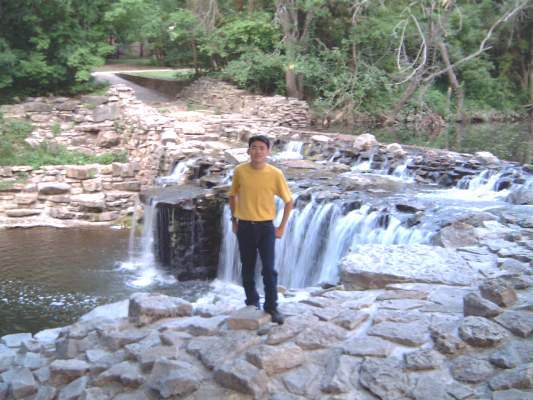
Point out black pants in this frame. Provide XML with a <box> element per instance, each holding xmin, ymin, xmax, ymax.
<box><xmin>236</xmin><ymin>220</ymin><xmax>278</xmax><ymax>312</ymax></box>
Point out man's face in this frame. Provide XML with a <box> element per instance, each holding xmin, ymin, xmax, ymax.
<box><xmin>248</xmin><ymin>140</ymin><xmax>270</xmax><ymax>164</ymax></box>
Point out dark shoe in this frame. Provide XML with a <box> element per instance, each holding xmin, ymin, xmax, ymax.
<box><xmin>267</xmin><ymin>309</ymin><xmax>285</xmax><ymax>325</ymax></box>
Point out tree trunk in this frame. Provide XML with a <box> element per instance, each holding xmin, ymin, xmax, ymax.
<box><xmin>234</xmin><ymin>0</ymin><xmax>244</xmax><ymax>11</ymax></box>
<box><xmin>191</xmin><ymin>39</ymin><xmax>199</xmax><ymax>75</ymax></box>
<box><xmin>247</xmin><ymin>0</ymin><xmax>254</xmax><ymax>15</ymax></box>
<box><xmin>438</xmin><ymin>41</ymin><xmax>466</xmax><ymax>123</ymax></box>
<box><xmin>286</xmin><ymin>67</ymin><xmax>303</xmax><ymax>99</ymax></box>
<box><xmin>392</xmin><ymin>73</ymin><xmax>424</xmax><ymax>114</ymax></box>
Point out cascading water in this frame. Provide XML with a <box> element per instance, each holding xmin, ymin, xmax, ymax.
<box><xmin>275</xmin><ymin>141</ymin><xmax>304</xmax><ymax>160</ymax></box>
<box><xmin>392</xmin><ymin>158</ymin><xmax>415</xmax><ymax>182</ymax></box>
<box><xmin>218</xmin><ymin>197</ymin><xmax>431</xmax><ymax>289</ymax></box>
<box><xmin>119</xmin><ymin>198</ymin><xmax>177</xmax><ymax>287</ymax></box>
<box><xmin>156</xmin><ymin>160</ymin><xmax>193</xmax><ymax>186</ymax></box>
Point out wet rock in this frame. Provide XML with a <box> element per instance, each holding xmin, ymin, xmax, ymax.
<box><xmin>147</xmin><ymin>358</ymin><xmax>202</xmax><ymax>398</ymax></box>
<box><xmin>463</xmin><ymin>292</ymin><xmax>502</xmax><ymax>317</ymax></box>
<box><xmin>58</xmin><ymin>376</ymin><xmax>89</xmax><ymax>400</ymax></box>
<box><xmin>451</xmin><ymin>356</ymin><xmax>494</xmax><ymax>384</ymax></box>
<box><xmin>459</xmin><ymin>316</ymin><xmax>509</xmax><ymax>347</ymax></box>
<box><xmin>368</xmin><ymin>321</ymin><xmax>429</xmax><ymax>346</ymax></box>
<box><xmin>246</xmin><ymin>343</ymin><xmax>304</xmax><ymax>375</ymax></box>
<box><xmin>489</xmin><ymin>365</ymin><xmax>533</xmax><ymax>391</ymax></box>
<box><xmin>227</xmin><ymin>306</ymin><xmax>271</xmax><ymax>330</ymax></box>
<box><xmin>480</xmin><ymin>278</ymin><xmax>518</xmax><ymax>307</ymax></box>
<box><xmin>340</xmin><ymin>336</ymin><xmax>394</xmax><ymax>358</ymax></box>
<box><xmin>359</xmin><ymin>358</ymin><xmax>412</xmax><ymax>400</ymax></box>
<box><xmin>341</xmin><ymin>245</ymin><xmax>474</xmax><ymax>290</ymax></box>
<box><xmin>214</xmin><ymin>359</ymin><xmax>268</xmax><ymax>397</ymax></box>
<box><xmin>495</xmin><ymin>310</ymin><xmax>533</xmax><ymax>338</ymax></box>
<box><xmin>128</xmin><ymin>293</ymin><xmax>193</xmax><ymax>327</ymax></box>
<box><xmin>404</xmin><ymin>349</ymin><xmax>442</xmax><ymax>371</ymax></box>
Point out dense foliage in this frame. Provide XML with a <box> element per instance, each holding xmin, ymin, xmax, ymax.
<box><xmin>1</xmin><ymin>0</ymin><xmax>532</xmax><ymax>123</ymax></box>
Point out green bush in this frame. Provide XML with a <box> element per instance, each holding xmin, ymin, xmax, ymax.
<box><xmin>222</xmin><ymin>51</ymin><xmax>285</xmax><ymax>95</ymax></box>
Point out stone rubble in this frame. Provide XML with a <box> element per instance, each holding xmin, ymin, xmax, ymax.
<box><xmin>0</xmin><ymin>265</ymin><xmax>531</xmax><ymax>400</ymax></box>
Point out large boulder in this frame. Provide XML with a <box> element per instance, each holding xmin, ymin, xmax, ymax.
<box><xmin>128</xmin><ymin>293</ymin><xmax>192</xmax><ymax>327</ymax></box>
<box><xmin>340</xmin><ymin>244</ymin><xmax>476</xmax><ymax>290</ymax></box>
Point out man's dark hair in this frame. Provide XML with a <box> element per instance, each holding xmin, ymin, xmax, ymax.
<box><xmin>248</xmin><ymin>135</ymin><xmax>270</xmax><ymax>149</ymax></box>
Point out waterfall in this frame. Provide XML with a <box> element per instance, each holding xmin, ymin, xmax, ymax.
<box><xmin>156</xmin><ymin>160</ymin><xmax>192</xmax><ymax>186</ymax></box>
<box><xmin>218</xmin><ymin>198</ymin><xmax>431</xmax><ymax>289</ymax></box>
<box><xmin>275</xmin><ymin>141</ymin><xmax>304</xmax><ymax>161</ymax></box>
<box><xmin>119</xmin><ymin>198</ymin><xmax>177</xmax><ymax>287</ymax></box>
<box><xmin>392</xmin><ymin>158</ymin><xmax>415</xmax><ymax>182</ymax></box>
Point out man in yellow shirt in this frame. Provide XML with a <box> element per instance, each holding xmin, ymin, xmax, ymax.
<box><xmin>228</xmin><ymin>135</ymin><xmax>293</xmax><ymax>324</ymax></box>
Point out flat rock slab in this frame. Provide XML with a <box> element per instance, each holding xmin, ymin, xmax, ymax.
<box><xmin>128</xmin><ymin>293</ymin><xmax>192</xmax><ymax>326</ymax></box>
<box><xmin>340</xmin><ymin>336</ymin><xmax>394</xmax><ymax>357</ymax></box>
<box><xmin>340</xmin><ymin>244</ymin><xmax>475</xmax><ymax>289</ymax></box>
<box><xmin>246</xmin><ymin>343</ymin><xmax>305</xmax><ymax>375</ymax></box>
<box><xmin>214</xmin><ymin>359</ymin><xmax>268</xmax><ymax>397</ymax></box>
<box><xmin>157</xmin><ymin>315</ymin><xmax>227</xmax><ymax>336</ymax></box>
<box><xmin>1</xmin><ymin>333</ymin><xmax>32</xmax><ymax>348</ymax></box>
<box><xmin>451</xmin><ymin>356</ymin><xmax>495</xmax><ymax>384</ymax></box>
<box><xmin>459</xmin><ymin>316</ymin><xmax>509</xmax><ymax>347</ymax></box>
<box><xmin>147</xmin><ymin>358</ymin><xmax>202</xmax><ymax>398</ymax></box>
<box><xmin>368</xmin><ymin>321</ymin><xmax>429</xmax><ymax>347</ymax></box>
<box><xmin>226</xmin><ymin>307</ymin><xmax>271</xmax><ymax>330</ymax></box>
<box><xmin>495</xmin><ymin>311</ymin><xmax>533</xmax><ymax>338</ymax></box>
<box><xmin>359</xmin><ymin>359</ymin><xmax>412</xmax><ymax>400</ymax></box>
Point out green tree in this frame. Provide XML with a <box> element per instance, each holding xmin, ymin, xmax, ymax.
<box><xmin>0</xmin><ymin>0</ymin><xmax>113</xmax><ymax>99</ymax></box>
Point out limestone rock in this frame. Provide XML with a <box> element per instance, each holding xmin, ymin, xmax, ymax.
<box><xmin>479</xmin><ymin>278</ymin><xmax>518</xmax><ymax>307</ymax></box>
<box><xmin>359</xmin><ymin>359</ymin><xmax>412</xmax><ymax>400</ymax></box>
<box><xmin>95</xmin><ymin>361</ymin><xmax>144</xmax><ymax>387</ymax></box>
<box><xmin>340</xmin><ymin>245</ymin><xmax>474</xmax><ymax>289</ymax></box>
<box><xmin>213</xmin><ymin>359</ymin><xmax>268</xmax><ymax>397</ymax></box>
<box><xmin>294</xmin><ymin>322</ymin><xmax>347</xmax><ymax>350</ymax></box>
<box><xmin>320</xmin><ymin>351</ymin><xmax>359</xmax><ymax>395</ymax></box>
<box><xmin>93</xmin><ymin>104</ymin><xmax>118</xmax><ymax>122</ymax></box>
<box><xmin>227</xmin><ymin>306</ymin><xmax>273</xmax><ymax>330</ymax></box>
<box><xmin>434</xmin><ymin>222</ymin><xmax>479</xmax><ymax>248</ymax></box>
<box><xmin>8</xmin><ymin>367</ymin><xmax>38</xmax><ymax>399</ymax></box>
<box><xmin>128</xmin><ymin>293</ymin><xmax>193</xmax><ymax>326</ymax></box>
<box><xmin>489</xmin><ymin>344</ymin><xmax>522</xmax><ymax>369</ymax></box>
<box><xmin>37</xmin><ymin>182</ymin><xmax>71</xmax><ymax>195</ymax></box>
<box><xmin>332</xmin><ymin>310</ymin><xmax>369</xmax><ymax>330</ymax></box>
<box><xmin>340</xmin><ymin>336</ymin><xmax>394</xmax><ymax>358</ymax></box>
<box><xmin>368</xmin><ymin>321</ymin><xmax>429</xmax><ymax>346</ymax></box>
<box><xmin>6</xmin><ymin>209</ymin><xmax>42</xmax><ymax>217</ymax></box>
<box><xmin>147</xmin><ymin>358</ymin><xmax>202</xmax><ymax>399</ymax></box>
<box><xmin>459</xmin><ymin>316</ymin><xmax>509</xmax><ymax>347</ymax></box>
<box><xmin>100</xmin><ymin>329</ymin><xmax>149</xmax><ymax>351</ymax></box>
<box><xmin>492</xmin><ymin>389</ymin><xmax>533</xmax><ymax>400</ymax></box>
<box><xmin>463</xmin><ymin>292</ymin><xmax>502</xmax><ymax>317</ymax></box>
<box><xmin>33</xmin><ymin>386</ymin><xmax>56</xmax><ymax>400</ymax></box>
<box><xmin>96</xmin><ymin>131</ymin><xmax>120</xmax><ymax>148</ymax></box>
<box><xmin>57</xmin><ymin>376</ymin><xmax>88</xmax><ymax>400</ymax></box>
<box><xmin>1</xmin><ymin>333</ymin><xmax>32</xmax><ymax>348</ymax></box>
<box><xmin>353</xmin><ymin>133</ymin><xmax>378</xmax><ymax>152</ymax></box>
<box><xmin>246</xmin><ymin>343</ymin><xmax>304</xmax><ymax>375</ymax></box>
<box><xmin>265</xmin><ymin>315</ymin><xmax>317</xmax><ymax>345</ymax></box>
<box><xmin>451</xmin><ymin>356</ymin><xmax>494</xmax><ymax>383</ymax></box>
<box><xmin>224</xmin><ymin>148</ymin><xmax>249</xmax><ymax>164</ymax></box>
<box><xmin>495</xmin><ymin>311</ymin><xmax>533</xmax><ymax>338</ymax></box>
<box><xmin>49</xmin><ymin>359</ymin><xmax>89</xmax><ymax>384</ymax></box>
<box><xmin>430</xmin><ymin>324</ymin><xmax>466</xmax><ymax>355</ymax></box>
<box><xmin>404</xmin><ymin>349</ymin><xmax>442</xmax><ymax>371</ymax></box>
<box><xmin>489</xmin><ymin>365</ymin><xmax>533</xmax><ymax>391</ymax></box>
<box><xmin>66</xmin><ymin>166</ymin><xmax>98</xmax><ymax>180</ymax></box>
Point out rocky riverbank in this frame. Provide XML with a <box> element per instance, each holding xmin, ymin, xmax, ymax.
<box><xmin>0</xmin><ymin>251</ymin><xmax>531</xmax><ymax>399</ymax></box>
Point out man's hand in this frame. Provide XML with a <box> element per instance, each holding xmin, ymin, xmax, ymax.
<box><xmin>232</xmin><ymin>220</ymin><xmax>238</xmax><ymax>234</ymax></box>
<box><xmin>275</xmin><ymin>226</ymin><xmax>285</xmax><ymax>239</ymax></box>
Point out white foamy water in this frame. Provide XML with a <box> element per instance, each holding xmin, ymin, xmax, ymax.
<box><xmin>119</xmin><ymin>200</ymin><xmax>177</xmax><ymax>288</ymax></box>
<box><xmin>218</xmin><ymin>198</ymin><xmax>431</xmax><ymax>289</ymax></box>
<box><xmin>156</xmin><ymin>160</ymin><xmax>193</xmax><ymax>186</ymax></box>
<box><xmin>274</xmin><ymin>141</ymin><xmax>304</xmax><ymax>161</ymax></box>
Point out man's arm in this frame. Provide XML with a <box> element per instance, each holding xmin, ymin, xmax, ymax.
<box><xmin>229</xmin><ymin>195</ymin><xmax>238</xmax><ymax>234</ymax></box>
<box><xmin>275</xmin><ymin>200</ymin><xmax>293</xmax><ymax>239</ymax></box>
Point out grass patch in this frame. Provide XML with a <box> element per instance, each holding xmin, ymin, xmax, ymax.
<box><xmin>0</xmin><ymin>118</ymin><xmax>128</xmax><ymax>168</ymax></box>
<box><xmin>125</xmin><ymin>70</ymin><xmax>194</xmax><ymax>81</ymax></box>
